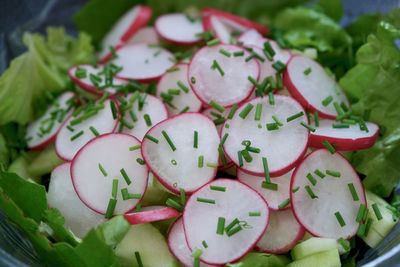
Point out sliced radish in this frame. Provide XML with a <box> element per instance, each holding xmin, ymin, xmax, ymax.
<box><xmin>237</xmin><ymin>169</ymin><xmax>291</xmax><ymax>211</ymax></box>
<box><xmin>99</xmin><ymin>5</ymin><xmax>152</xmax><ymax>58</ymax></box>
<box><xmin>256</xmin><ymin>209</ymin><xmax>305</xmax><ymax>254</ymax></box>
<box><xmin>111</xmin><ymin>44</ymin><xmax>175</xmax><ymax>82</ymax></box>
<box><xmin>55</xmin><ymin>99</ymin><xmax>118</xmax><ymax>161</ymax></box>
<box><xmin>124</xmin><ymin>206</ymin><xmax>180</xmax><ymax>224</ymax></box>
<box><xmin>126</xmin><ymin>26</ymin><xmax>160</xmax><ymax>45</ymax></box>
<box><xmin>155</xmin><ymin>13</ymin><xmax>204</xmax><ymax>45</ymax></box>
<box><xmin>188</xmin><ymin>44</ymin><xmax>259</xmax><ymax>107</ymax></box>
<box><xmin>71</xmin><ymin>133</ymin><xmax>148</xmax><ymax>215</ymax></box>
<box><xmin>118</xmin><ymin>93</ymin><xmax>168</xmax><ymax>141</ymax></box>
<box><xmin>48</xmin><ymin>163</ymin><xmax>105</xmax><ymax>238</ymax></box>
<box><xmin>283</xmin><ymin>55</ymin><xmax>349</xmax><ymax>119</ymax></box>
<box><xmin>202</xmin><ymin>16</ymin><xmax>238</xmax><ymax>44</ymax></box>
<box><xmin>157</xmin><ymin>63</ymin><xmax>202</xmax><ymax>116</ymax></box>
<box><xmin>290</xmin><ymin>149</ymin><xmax>366</xmax><ymax>239</ymax></box>
<box><xmin>141</xmin><ymin>113</ymin><xmax>219</xmax><ymax>194</ymax></box>
<box><xmin>68</xmin><ymin>64</ymin><xmax>128</xmax><ymax>96</ymax></box>
<box><xmin>310</xmin><ymin>119</ymin><xmax>379</xmax><ymax>151</ymax></box>
<box><xmin>183</xmin><ymin>179</ymin><xmax>269</xmax><ymax>265</ymax></box>
<box><xmin>26</xmin><ymin>92</ymin><xmax>76</xmax><ymax>150</ymax></box>
<box><xmin>168</xmin><ymin>218</ymin><xmax>216</xmax><ymax>267</ymax></box>
<box><xmin>221</xmin><ymin>96</ymin><xmax>309</xmax><ymax>176</ymax></box>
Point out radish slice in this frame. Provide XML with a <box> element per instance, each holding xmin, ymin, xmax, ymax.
<box><xmin>168</xmin><ymin>218</ymin><xmax>216</xmax><ymax>267</ymax></box>
<box><xmin>48</xmin><ymin>163</ymin><xmax>105</xmax><ymax>238</ymax></box>
<box><xmin>68</xmin><ymin>64</ymin><xmax>128</xmax><ymax>96</ymax></box>
<box><xmin>221</xmin><ymin>96</ymin><xmax>309</xmax><ymax>176</ymax></box>
<box><xmin>112</xmin><ymin>44</ymin><xmax>175</xmax><ymax>82</ymax></box>
<box><xmin>26</xmin><ymin>92</ymin><xmax>76</xmax><ymax>150</ymax></box>
<box><xmin>256</xmin><ymin>209</ymin><xmax>305</xmax><ymax>254</ymax></box>
<box><xmin>99</xmin><ymin>5</ymin><xmax>152</xmax><ymax>58</ymax></box>
<box><xmin>183</xmin><ymin>179</ymin><xmax>269</xmax><ymax>265</ymax></box>
<box><xmin>55</xmin><ymin>99</ymin><xmax>118</xmax><ymax>161</ymax></box>
<box><xmin>155</xmin><ymin>13</ymin><xmax>203</xmax><ymax>45</ymax></box>
<box><xmin>309</xmin><ymin>119</ymin><xmax>379</xmax><ymax>151</ymax></box>
<box><xmin>124</xmin><ymin>206</ymin><xmax>180</xmax><ymax>224</ymax></box>
<box><xmin>141</xmin><ymin>113</ymin><xmax>220</xmax><ymax>194</ymax></box>
<box><xmin>290</xmin><ymin>149</ymin><xmax>366</xmax><ymax>239</ymax></box>
<box><xmin>157</xmin><ymin>64</ymin><xmax>202</xmax><ymax>116</ymax></box>
<box><xmin>237</xmin><ymin>169</ymin><xmax>291</xmax><ymax>211</ymax></box>
<box><xmin>283</xmin><ymin>55</ymin><xmax>349</xmax><ymax>119</ymax></box>
<box><xmin>118</xmin><ymin>93</ymin><xmax>168</xmax><ymax>141</ymax></box>
<box><xmin>202</xmin><ymin>16</ymin><xmax>238</xmax><ymax>44</ymax></box>
<box><xmin>188</xmin><ymin>44</ymin><xmax>259</xmax><ymax>107</ymax></box>
<box><xmin>126</xmin><ymin>26</ymin><xmax>160</xmax><ymax>45</ymax></box>
<box><xmin>71</xmin><ymin>133</ymin><xmax>148</xmax><ymax>215</ymax></box>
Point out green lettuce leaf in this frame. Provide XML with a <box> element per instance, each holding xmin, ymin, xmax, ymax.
<box><xmin>227</xmin><ymin>253</ymin><xmax>290</xmax><ymax>267</ymax></box>
<box><xmin>0</xmin><ymin>133</ymin><xmax>9</xmax><ymax>169</ymax></box>
<box><xmin>316</xmin><ymin>0</ymin><xmax>343</xmax><ymax>22</ymax></box>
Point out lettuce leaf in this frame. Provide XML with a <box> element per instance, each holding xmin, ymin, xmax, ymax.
<box><xmin>0</xmin><ymin>28</ymin><xmax>94</xmax><ymax>125</ymax></box>
<box><xmin>227</xmin><ymin>253</ymin><xmax>290</xmax><ymax>267</ymax></box>
<box><xmin>0</xmin><ymin>133</ymin><xmax>9</xmax><ymax>169</ymax></box>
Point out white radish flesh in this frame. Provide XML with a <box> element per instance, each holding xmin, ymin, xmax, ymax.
<box><xmin>26</xmin><ymin>92</ymin><xmax>76</xmax><ymax>150</ymax></box>
<box><xmin>141</xmin><ymin>113</ymin><xmax>220</xmax><ymax>194</ymax></box>
<box><xmin>203</xmin><ymin>16</ymin><xmax>240</xmax><ymax>44</ymax></box>
<box><xmin>256</xmin><ymin>209</ymin><xmax>305</xmax><ymax>254</ymax></box>
<box><xmin>283</xmin><ymin>55</ymin><xmax>349</xmax><ymax>119</ymax></box>
<box><xmin>71</xmin><ymin>133</ymin><xmax>148</xmax><ymax>215</ymax></box>
<box><xmin>126</xmin><ymin>26</ymin><xmax>160</xmax><ymax>45</ymax></box>
<box><xmin>221</xmin><ymin>96</ymin><xmax>309</xmax><ymax>176</ymax></box>
<box><xmin>183</xmin><ymin>179</ymin><xmax>269</xmax><ymax>265</ymax></box>
<box><xmin>55</xmin><ymin>99</ymin><xmax>117</xmax><ymax>161</ymax></box>
<box><xmin>188</xmin><ymin>44</ymin><xmax>259</xmax><ymax>107</ymax></box>
<box><xmin>112</xmin><ymin>44</ymin><xmax>175</xmax><ymax>82</ymax></box>
<box><xmin>237</xmin><ymin>169</ymin><xmax>291</xmax><ymax>210</ymax></box>
<box><xmin>155</xmin><ymin>13</ymin><xmax>203</xmax><ymax>45</ymax></box>
<box><xmin>157</xmin><ymin>64</ymin><xmax>202</xmax><ymax>116</ymax></box>
<box><xmin>309</xmin><ymin>119</ymin><xmax>379</xmax><ymax>151</ymax></box>
<box><xmin>124</xmin><ymin>206</ymin><xmax>180</xmax><ymax>225</ymax></box>
<box><xmin>290</xmin><ymin>149</ymin><xmax>366</xmax><ymax>239</ymax></box>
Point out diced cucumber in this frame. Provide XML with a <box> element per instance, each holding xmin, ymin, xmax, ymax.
<box><xmin>28</xmin><ymin>145</ymin><xmax>63</xmax><ymax>178</ymax></box>
<box><xmin>141</xmin><ymin>173</ymin><xmax>173</xmax><ymax>206</ymax></box>
<box><xmin>287</xmin><ymin>249</ymin><xmax>341</xmax><ymax>267</ymax></box>
<box><xmin>115</xmin><ymin>223</ymin><xmax>179</xmax><ymax>267</ymax></box>
<box><xmin>291</xmin><ymin>237</ymin><xmax>337</xmax><ymax>260</ymax></box>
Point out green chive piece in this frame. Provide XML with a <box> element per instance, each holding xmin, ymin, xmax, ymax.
<box><xmin>120</xmin><ymin>168</ymin><xmax>132</xmax><ymax>185</ymax></box>
<box><xmin>246</xmin><ymin>146</ymin><xmax>260</xmax><ymax>153</ymax></box>
<box><xmin>129</xmin><ymin>145</ymin><xmax>141</xmax><ymax>151</ymax></box>
<box><xmin>227</xmin><ymin>224</ymin><xmax>242</xmax><ymax>237</ymax></box>
<box><xmin>332</xmin><ymin>123</ymin><xmax>350</xmax><ymax>129</ymax></box>
<box><xmin>134</xmin><ymin>251</ymin><xmax>144</xmax><ymax>267</ymax></box>
<box><xmin>287</xmin><ymin>112</ymin><xmax>304</xmax><ymax>122</ymax></box>
<box><xmin>314</xmin><ymin>111</ymin><xmax>320</xmax><ymax>127</ymax></box>
<box><xmin>177</xmin><ymin>80</ymin><xmax>189</xmax><ymax>93</ymax></box>
<box><xmin>255</xmin><ymin>103</ymin><xmax>263</xmax><ymax>121</ymax></box>
<box><xmin>105</xmin><ymin>198</ymin><xmax>117</xmax><ymax>218</ymax></box>
<box><xmin>198</xmin><ymin>155</ymin><xmax>204</xmax><ymax>168</ymax></box>
<box><xmin>314</xmin><ymin>169</ymin><xmax>326</xmax><ymax>178</ymax></box>
<box><xmin>180</xmin><ymin>188</ymin><xmax>186</xmax><ymax>205</ymax></box>
<box><xmin>306</xmin><ymin>173</ymin><xmax>317</xmax><ymax>186</ymax></box>
<box><xmin>238</xmin><ymin>151</ymin><xmax>243</xmax><ymax>167</ymax></box>
<box><xmin>161</xmin><ymin>130</ymin><xmax>176</xmax><ymax>151</ymax></box>
<box><xmin>210</xmin><ymin>185</ymin><xmax>226</xmax><ymax>192</ymax></box>
<box><xmin>211</xmin><ymin>60</ymin><xmax>225</xmax><ymax>76</ymax></box>
<box><xmin>98</xmin><ymin>163</ymin><xmax>108</xmax><ymax>177</ymax></box>
<box><xmin>193</xmin><ymin>249</ymin><xmax>202</xmax><ymax>267</ymax></box>
<box><xmin>248</xmin><ymin>76</ymin><xmax>258</xmax><ymax>87</ymax></box>
<box><xmin>171</xmin><ymin>159</ymin><xmax>177</xmax><ymax>166</ymax></box>
<box><xmin>261</xmin><ymin>181</ymin><xmax>278</xmax><ymax>191</ymax></box>
<box><xmin>305</xmin><ymin>185</ymin><xmax>318</xmax><ymax>199</ymax></box>
<box><xmin>209</xmin><ymin>101</ymin><xmax>225</xmax><ymax>113</ymax></box>
<box><xmin>206</xmin><ymin>162</ymin><xmax>218</xmax><ymax>168</ymax></box>
<box><xmin>303</xmin><ymin>67</ymin><xmax>312</xmax><ymax>75</ymax></box>
<box><xmin>75</xmin><ymin>67</ymin><xmax>87</xmax><ymax>79</ymax></box>
<box><xmin>121</xmin><ymin>188</ymin><xmax>141</xmax><ymax>200</ymax></box>
<box><xmin>334</xmin><ymin>211</ymin><xmax>346</xmax><ymax>227</ymax></box>
<box><xmin>193</xmin><ymin>131</ymin><xmax>199</xmax><ymax>148</ymax></box>
<box><xmin>322</xmin><ymin>140</ymin><xmax>336</xmax><ymax>154</ymax></box>
<box><xmin>233</xmin><ymin>51</ymin><xmax>244</xmax><ymax>57</ymax></box>
<box><xmin>272</xmin><ymin>61</ymin><xmax>286</xmax><ymax>73</ymax></box>
<box><xmin>242</xmin><ymin>140</ymin><xmax>251</xmax><ymax>147</ymax></box>
<box><xmin>202</xmin><ymin>240</ymin><xmax>208</xmax><ymax>248</ymax></box>
<box><xmin>166</xmin><ymin>198</ymin><xmax>183</xmax><ymax>210</ymax></box>
<box><xmin>110</xmin><ymin>101</ymin><xmax>118</xmax><ymax>120</ymax></box>
<box><xmin>145</xmin><ymin>134</ymin><xmax>159</xmax><ymax>143</ymax></box>
<box><xmin>292</xmin><ymin>186</ymin><xmax>300</xmax><ymax>193</ymax></box>
<box><xmin>225</xmin><ymin>218</ymin><xmax>240</xmax><ymax>233</ymax></box>
<box><xmin>207</xmin><ymin>38</ymin><xmax>220</xmax><ymax>46</ymax></box>
<box><xmin>357</xmin><ymin>223</ymin><xmax>367</xmax><ymax>236</ymax></box>
<box><xmin>262</xmin><ymin>157</ymin><xmax>270</xmax><ymax>183</ymax></box>
<box><xmin>272</xmin><ymin>115</ymin><xmax>283</xmax><ymax>126</ymax></box>
<box><xmin>268</xmin><ymin>92</ymin><xmax>275</xmax><ymax>105</ymax></box>
<box><xmin>220</xmin><ymin>133</ymin><xmax>229</xmax><ymax>146</ymax></box>
<box><xmin>348</xmin><ymin>183</ymin><xmax>359</xmax><ymax>201</ymax></box>
<box><xmin>300</xmin><ymin>122</ymin><xmax>316</xmax><ymax>132</ymax></box>
<box><xmin>166</xmin><ymin>66</ymin><xmax>180</xmax><ymax>73</ymax></box>
<box><xmin>227</xmin><ymin>103</ymin><xmax>238</xmax><ymax>119</ymax></box>
<box><xmin>216</xmin><ymin>217</ymin><xmax>225</xmax><ymax>235</ymax></box>
<box><xmin>364</xmin><ymin>218</ymin><xmax>373</xmax><ymax>236</ymax></box>
<box><xmin>356</xmin><ymin>204</ymin><xmax>367</xmax><ymax>222</ymax></box>
<box><xmin>249</xmin><ymin>212</ymin><xmax>261</xmax><ymax>217</ymax></box>
<box><xmin>197</xmin><ymin>197</ymin><xmax>215</xmax><ymax>204</ymax></box>
<box><xmin>326</xmin><ymin>170</ymin><xmax>341</xmax><ymax>178</ymax></box>
<box><xmin>89</xmin><ymin>126</ymin><xmax>99</xmax><ymax>136</ymax></box>
<box><xmin>70</xmin><ymin>130</ymin><xmax>84</xmax><ymax>141</ymax></box>
<box><xmin>275</xmin><ymin>73</ymin><xmax>283</xmax><ymax>89</ymax></box>
<box><xmin>112</xmin><ymin>179</ymin><xmax>119</xmax><ymax>198</ymax></box>
<box><xmin>278</xmin><ymin>198</ymin><xmax>290</xmax><ymax>209</ymax></box>
<box><xmin>66</xmin><ymin>125</ymin><xmax>75</xmax><ymax>132</ymax></box>
<box><xmin>372</xmin><ymin>203</ymin><xmax>383</xmax><ymax>220</ymax></box>
<box><xmin>219</xmin><ymin>48</ymin><xmax>232</xmax><ymax>57</ymax></box>
<box><xmin>191</xmin><ymin>76</ymin><xmax>196</xmax><ymax>84</ymax></box>
<box><xmin>263</xmin><ymin>42</ymin><xmax>275</xmax><ymax>59</ymax></box>
<box><xmin>266</xmin><ymin>123</ymin><xmax>279</xmax><ymax>131</ymax></box>
<box><xmin>241</xmin><ymin>149</ymin><xmax>252</xmax><ymax>163</ymax></box>
<box><xmin>333</xmin><ymin>102</ymin><xmax>345</xmax><ymax>117</ymax></box>
<box><xmin>136</xmin><ymin>158</ymin><xmax>145</xmax><ymax>165</ymax></box>
<box><xmin>213</xmin><ymin>117</ymin><xmax>225</xmax><ymax>125</ymax></box>
<box><xmin>322</xmin><ymin>96</ymin><xmax>333</xmax><ymax>106</ymax></box>
<box><xmin>180</xmin><ymin>106</ymin><xmax>190</xmax><ymax>113</ymax></box>
<box><xmin>143</xmin><ymin>114</ymin><xmax>152</xmax><ymax>127</ymax></box>
<box><xmin>239</xmin><ymin>104</ymin><xmax>254</xmax><ymax>119</ymax></box>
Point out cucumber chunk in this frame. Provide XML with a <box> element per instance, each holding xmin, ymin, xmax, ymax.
<box><xmin>287</xmin><ymin>249</ymin><xmax>341</xmax><ymax>267</ymax></box>
<box><xmin>291</xmin><ymin>237</ymin><xmax>337</xmax><ymax>260</ymax></box>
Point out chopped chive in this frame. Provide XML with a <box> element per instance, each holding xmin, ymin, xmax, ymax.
<box><xmin>356</xmin><ymin>204</ymin><xmax>367</xmax><ymax>222</ymax></box>
<box><xmin>70</xmin><ymin>130</ymin><xmax>84</xmax><ymax>141</ymax></box>
<box><xmin>246</xmin><ymin>146</ymin><xmax>260</xmax><ymax>153</ymax></box>
<box><xmin>225</xmin><ymin>123</ymin><xmax>230</xmax><ymax>128</ymax></box>
<box><xmin>98</xmin><ymin>163</ymin><xmax>108</xmax><ymax>177</ymax></box>
<box><xmin>216</xmin><ymin>217</ymin><xmax>225</xmax><ymax>235</ymax></box>
<box><xmin>166</xmin><ymin>66</ymin><xmax>180</xmax><ymax>73</ymax></box>
<box><xmin>300</xmin><ymin>122</ymin><xmax>316</xmax><ymax>132</ymax></box>
<box><xmin>303</xmin><ymin>67</ymin><xmax>312</xmax><ymax>75</ymax></box>
<box><xmin>213</xmin><ymin>117</ymin><xmax>225</xmax><ymax>125</ymax></box>
<box><xmin>227</xmin><ymin>224</ymin><xmax>242</xmax><ymax>237</ymax></box>
<box><xmin>220</xmin><ymin>133</ymin><xmax>229</xmax><ymax>146</ymax></box>
<box><xmin>161</xmin><ymin>130</ymin><xmax>176</xmax><ymax>151</ymax></box>
<box><xmin>286</xmin><ymin>111</ymin><xmax>304</xmax><ymax>122</ymax></box>
<box><xmin>278</xmin><ymin>198</ymin><xmax>290</xmax><ymax>209</ymax></box>
<box><xmin>292</xmin><ymin>186</ymin><xmax>300</xmax><ymax>193</ymax></box>
<box><xmin>209</xmin><ymin>101</ymin><xmax>225</xmax><ymax>113</ymax></box>
<box><xmin>219</xmin><ymin>48</ymin><xmax>232</xmax><ymax>57</ymax></box>
<box><xmin>190</xmin><ymin>76</ymin><xmax>196</xmax><ymax>84</ymax></box>
<box><xmin>314</xmin><ymin>111</ymin><xmax>320</xmax><ymax>127</ymax></box>
<box><xmin>198</xmin><ymin>155</ymin><xmax>204</xmax><ymax>168</ymax></box>
<box><xmin>261</xmin><ymin>181</ymin><xmax>278</xmax><ymax>191</ymax></box>
<box><xmin>272</xmin><ymin>115</ymin><xmax>283</xmax><ymax>126</ymax></box>
<box><xmin>233</xmin><ymin>51</ymin><xmax>244</xmax><ymax>57</ymax></box>
<box><xmin>241</xmin><ymin>149</ymin><xmax>252</xmax><ymax>162</ymax></box>
<box><xmin>335</xmin><ymin>211</ymin><xmax>346</xmax><ymax>227</ymax></box>
<box><xmin>120</xmin><ymin>168</ymin><xmax>132</xmax><ymax>185</ymax></box>
<box><xmin>202</xmin><ymin>240</ymin><xmax>208</xmax><ymax>249</ymax></box>
<box><xmin>170</xmin><ymin>159</ymin><xmax>178</xmax><ymax>166</ymax></box>
<box><xmin>227</xmin><ymin>104</ymin><xmax>238</xmax><ymax>119</ymax></box>
<box><xmin>237</xmin><ymin>151</ymin><xmax>243</xmax><ymax>167</ymax></box>
<box><xmin>239</xmin><ymin>104</ymin><xmax>254</xmax><ymax>119</ymax></box>
<box><xmin>357</xmin><ymin>222</ymin><xmax>367</xmax><ymax>236</ymax></box>
<box><xmin>268</xmin><ymin>92</ymin><xmax>275</xmax><ymax>105</ymax></box>
<box><xmin>129</xmin><ymin>145</ymin><xmax>141</xmax><ymax>151</ymax></box>
<box><xmin>121</xmin><ymin>188</ymin><xmax>141</xmax><ymax>200</ymax></box>
<box><xmin>322</xmin><ymin>140</ymin><xmax>336</xmax><ymax>154</ymax></box>
<box><xmin>241</xmin><ymin>140</ymin><xmax>251</xmax><ymax>147</ymax></box>
<box><xmin>129</xmin><ymin>110</ymin><xmax>138</xmax><ymax>122</ymax></box>
<box><xmin>143</xmin><ymin>114</ymin><xmax>152</xmax><ymax>127</ymax></box>
<box><xmin>314</xmin><ymin>169</ymin><xmax>326</xmax><ymax>178</ymax></box>
<box><xmin>193</xmin><ymin>131</ymin><xmax>198</xmax><ymax>148</ymax></box>
<box><xmin>372</xmin><ymin>203</ymin><xmax>383</xmax><ymax>220</ymax></box>
<box><xmin>364</xmin><ymin>218</ymin><xmax>373</xmax><ymax>236</ymax></box>
<box><xmin>248</xmin><ymin>76</ymin><xmax>258</xmax><ymax>87</ymax></box>
<box><xmin>89</xmin><ymin>126</ymin><xmax>99</xmax><ymax>136</ymax></box>
<box><xmin>197</xmin><ymin>197</ymin><xmax>215</xmax><ymax>204</ymax></box>
<box><xmin>306</xmin><ymin>173</ymin><xmax>317</xmax><ymax>186</ymax></box>
<box><xmin>66</xmin><ymin>125</ymin><xmax>75</xmax><ymax>132</ymax></box>
<box><xmin>166</xmin><ymin>198</ymin><xmax>183</xmax><ymax>210</ymax></box>
<box><xmin>275</xmin><ymin>73</ymin><xmax>283</xmax><ymax>89</ymax></box>
<box><xmin>272</xmin><ymin>61</ymin><xmax>286</xmax><ymax>73</ymax></box>
<box><xmin>332</xmin><ymin>123</ymin><xmax>350</xmax><ymax>129</ymax></box>
<box><xmin>136</xmin><ymin>158</ymin><xmax>145</xmax><ymax>165</ymax></box>
<box><xmin>134</xmin><ymin>251</ymin><xmax>144</xmax><ymax>267</ymax></box>
<box><xmin>89</xmin><ymin>73</ymin><xmax>102</xmax><ymax>86</ymax></box>
<box><xmin>193</xmin><ymin>249</ymin><xmax>202</xmax><ymax>267</ymax></box>
<box><xmin>322</xmin><ymin>96</ymin><xmax>333</xmax><ymax>106</ymax></box>
<box><xmin>206</xmin><ymin>38</ymin><xmax>220</xmax><ymax>46</ymax></box>
<box><xmin>210</xmin><ymin>185</ymin><xmax>226</xmax><ymax>192</ymax></box>
<box><xmin>326</xmin><ymin>170</ymin><xmax>341</xmax><ymax>178</ymax></box>
<box><xmin>177</xmin><ymin>80</ymin><xmax>189</xmax><ymax>93</ymax></box>
<box><xmin>254</xmin><ymin>103</ymin><xmax>263</xmax><ymax>121</ymax></box>
<box><xmin>110</xmin><ymin>101</ymin><xmax>118</xmax><ymax>120</ymax></box>
<box><xmin>112</xmin><ymin>179</ymin><xmax>119</xmax><ymax>198</ymax></box>
<box><xmin>266</xmin><ymin>123</ymin><xmax>279</xmax><ymax>131</ymax></box>
<box><xmin>249</xmin><ymin>211</ymin><xmax>261</xmax><ymax>216</ymax></box>
<box><xmin>75</xmin><ymin>67</ymin><xmax>87</xmax><ymax>79</ymax></box>
<box><xmin>263</xmin><ymin>42</ymin><xmax>275</xmax><ymax>59</ymax></box>
<box><xmin>180</xmin><ymin>188</ymin><xmax>186</xmax><ymax>205</ymax></box>
<box><xmin>333</xmin><ymin>102</ymin><xmax>345</xmax><ymax>117</ymax></box>
<box><xmin>145</xmin><ymin>134</ymin><xmax>159</xmax><ymax>143</ymax></box>
<box><xmin>262</xmin><ymin>157</ymin><xmax>270</xmax><ymax>183</ymax></box>
<box><xmin>348</xmin><ymin>183</ymin><xmax>359</xmax><ymax>201</ymax></box>
<box><xmin>180</xmin><ymin>106</ymin><xmax>190</xmax><ymax>113</ymax></box>
<box><xmin>206</xmin><ymin>162</ymin><xmax>218</xmax><ymax>168</ymax></box>
<box><xmin>105</xmin><ymin>198</ymin><xmax>117</xmax><ymax>218</ymax></box>
<box><xmin>305</xmin><ymin>185</ymin><xmax>318</xmax><ymax>199</ymax></box>
<box><xmin>211</xmin><ymin>60</ymin><xmax>225</xmax><ymax>76</ymax></box>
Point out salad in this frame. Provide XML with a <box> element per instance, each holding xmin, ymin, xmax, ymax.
<box><xmin>0</xmin><ymin>0</ymin><xmax>399</xmax><ymax>266</ymax></box>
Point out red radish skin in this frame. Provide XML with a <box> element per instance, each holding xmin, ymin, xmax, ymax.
<box><xmin>155</xmin><ymin>13</ymin><xmax>204</xmax><ymax>45</ymax></box>
<box><xmin>124</xmin><ymin>206</ymin><xmax>180</xmax><ymax>224</ymax></box>
<box><xmin>157</xmin><ymin>63</ymin><xmax>202</xmax><ymax>116</ymax></box>
<box><xmin>309</xmin><ymin>120</ymin><xmax>379</xmax><ymax>151</ymax></box>
<box><xmin>26</xmin><ymin>92</ymin><xmax>76</xmax><ymax>150</ymax></box>
<box><xmin>183</xmin><ymin>179</ymin><xmax>269</xmax><ymax>265</ymax></box>
<box><xmin>221</xmin><ymin>96</ymin><xmax>309</xmax><ymax>176</ymax></box>
<box><xmin>126</xmin><ymin>26</ymin><xmax>160</xmax><ymax>45</ymax></box>
<box><xmin>283</xmin><ymin>56</ymin><xmax>349</xmax><ymax>119</ymax></box>
<box><xmin>71</xmin><ymin>133</ymin><xmax>148</xmax><ymax>215</ymax></box>
<box><xmin>141</xmin><ymin>113</ymin><xmax>220</xmax><ymax>194</ymax></box>
<box><xmin>290</xmin><ymin>149</ymin><xmax>367</xmax><ymax>239</ymax></box>
<box><xmin>256</xmin><ymin>209</ymin><xmax>305</xmax><ymax>254</ymax></box>
<box><xmin>188</xmin><ymin>44</ymin><xmax>259</xmax><ymax>107</ymax></box>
